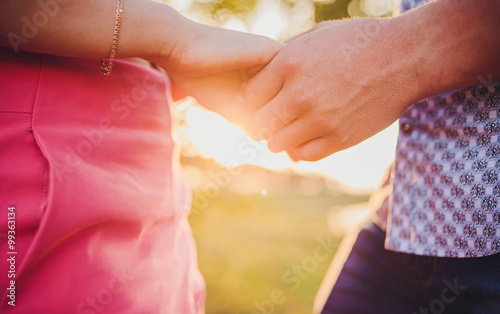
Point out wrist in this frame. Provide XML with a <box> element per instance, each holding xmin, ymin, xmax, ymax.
<box><xmin>392</xmin><ymin>1</ymin><xmax>455</xmax><ymax>101</ymax></box>
<box><xmin>139</xmin><ymin>2</ymin><xmax>196</xmax><ymax>71</ymax></box>
<box><xmin>364</xmin><ymin>17</ymin><xmax>426</xmax><ymax>115</ymax></box>
<box><xmin>389</xmin><ymin>0</ymin><xmax>500</xmax><ymax>104</ymax></box>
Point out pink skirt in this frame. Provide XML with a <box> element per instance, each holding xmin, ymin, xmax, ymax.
<box><xmin>0</xmin><ymin>48</ymin><xmax>205</xmax><ymax>313</ymax></box>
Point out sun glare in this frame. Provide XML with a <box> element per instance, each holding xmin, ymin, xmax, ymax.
<box><xmin>250</xmin><ymin>1</ymin><xmax>288</xmax><ymax>39</ymax></box>
<box><xmin>182</xmin><ymin>105</ymin><xmax>398</xmax><ymax>189</ymax></box>
<box><xmin>168</xmin><ymin>0</ymin><xmax>401</xmax><ymax>190</ymax></box>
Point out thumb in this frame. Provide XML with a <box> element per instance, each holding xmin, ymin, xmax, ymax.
<box><xmin>235</xmin><ymin>57</ymin><xmax>284</xmax><ymax>113</ymax></box>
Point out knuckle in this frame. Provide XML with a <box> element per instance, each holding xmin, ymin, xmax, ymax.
<box><xmin>254</xmin><ymin>109</ymin><xmax>268</xmax><ymax>126</ymax></box>
<box><xmin>273</xmin><ymin>133</ymin><xmax>291</xmax><ymax>150</ymax></box>
<box><xmin>268</xmin><ymin>115</ymin><xmax>285</xmax><ymax>132</ymax></box>
<box><xmin>309</xmin><ymin>112</ymin><xmax>329</xmax><ymax>130</ymax></box>
<box><xmin>281</xmin><ymin>52</ymin><xmax>302</xmax><ymax>72</ymax></box>
<box><xmin>336</xmin><ymin>131</ymin><xmax>352</xmax><ymax>150</ymax></box>
<box><xmin>287</xmin><ymin>86</ymin><xmax>314</xmax><ymax>111</ymax></box>
<box><xmin>271</xmin><ymin>104</ymin><xmax>295</xmax><ymax>125</ymax></box>
<box><xmin>243</xmin><ymin>86</ymin><xmax>259</xmax><ymax>106</ymax></box>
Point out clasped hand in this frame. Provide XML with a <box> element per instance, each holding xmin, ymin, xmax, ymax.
<box><xmin>168</xmin><ymin>18</ymin><xmax>414</xmax><ymax>162</ymax></box>
<box><xmin>237</xmin><ymin>17</ymin><xmax>415</xmax><ymax>162</ymax></box>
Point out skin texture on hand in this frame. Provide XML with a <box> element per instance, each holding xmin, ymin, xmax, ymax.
<box><xmin>239</xmin><ymin>18</ymin><xmax>419</xmax><ymax>161</ymax></box>
<box><xmin>239</xmin><ymin>0</ymin><xmax>500</xmax><ymax>162</ymax></box>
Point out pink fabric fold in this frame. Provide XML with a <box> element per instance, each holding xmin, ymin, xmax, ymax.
<box><xmin>0</xmin><ymin>48</ymin><xmax>205</xmax><ymax>313</ymax></box>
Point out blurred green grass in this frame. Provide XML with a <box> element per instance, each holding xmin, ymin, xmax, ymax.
<box><xmin>189</xmin><ymin>188</ymin><xmax>369</xmax><ymax>314</ymax></box>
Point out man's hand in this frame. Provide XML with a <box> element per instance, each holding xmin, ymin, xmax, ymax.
<box><xmin>238</xmin><ymin>18</ymin><xmax>418</xmax><ymax>161</ymax></box>
<box><xmin>238</xmin><ymin>0</ymin><xmax>500</xmax><ymax>161</ymax></box>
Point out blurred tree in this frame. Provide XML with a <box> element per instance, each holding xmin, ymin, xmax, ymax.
<box><xmin>314</xmin><ymin>0</ymin><xmax>350</xmax><ymax>22</ymax></box>
<box><xmin>207</xmin><ymin>0</ymin><xmax>257</xmax><ymax>15</ymax></box>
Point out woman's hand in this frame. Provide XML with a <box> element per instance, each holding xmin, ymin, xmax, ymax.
<box><xmin>152</xmin><ymin>20</ymin><xmax>283</xmax><ymax>130</ymax></box>
<box><xmin>0</xmin><ymin>0</ymin><xmax>282</xmax><ymax>130</ymax></box>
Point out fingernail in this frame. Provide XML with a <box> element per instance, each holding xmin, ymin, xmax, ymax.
<box><xmin>287</xmin><ymin>150</ymin><xmax>300</xmax><ymax>163</ymax></box>
<box><xmin>268</xmin><ymin>141</ymin><xmax>283</xmax><ymax>154</ymax></box>
<box><xmin>255</xmin><ymin>127</ymin><xmax>273</xmax><ymax>142</ymax></box>
<box><xmin>249</xmin><ymin>133</ymin><xmax>259</xmax><ymax>141</ymax></box>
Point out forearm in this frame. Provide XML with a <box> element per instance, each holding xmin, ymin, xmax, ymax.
<box><xmin>0</xmin><ymin>0</ymin><xmax>189</xmax><ymax>62</ymax></box>
<box><xmin>391</xmin><ymin>0</ymin><xmax>500</xmax><ymax>104</ymax></box>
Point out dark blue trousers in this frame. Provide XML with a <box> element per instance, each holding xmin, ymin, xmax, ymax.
<box><xmin>322</xmin><ymin>223</ymin><xmax>500</xmax><ymax>314</ymax></box>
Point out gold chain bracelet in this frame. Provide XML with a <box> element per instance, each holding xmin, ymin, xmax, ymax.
<box><xmin>100</xmin><ymin>0</ymin><xmax>124</xmax><ymax>76</ymax></box>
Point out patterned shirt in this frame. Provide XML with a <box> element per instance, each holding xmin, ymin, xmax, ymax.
<box><xmin>378</xmin><ymin>0</ymin><xmax>500</xmax><ymax>257</ymax></box>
